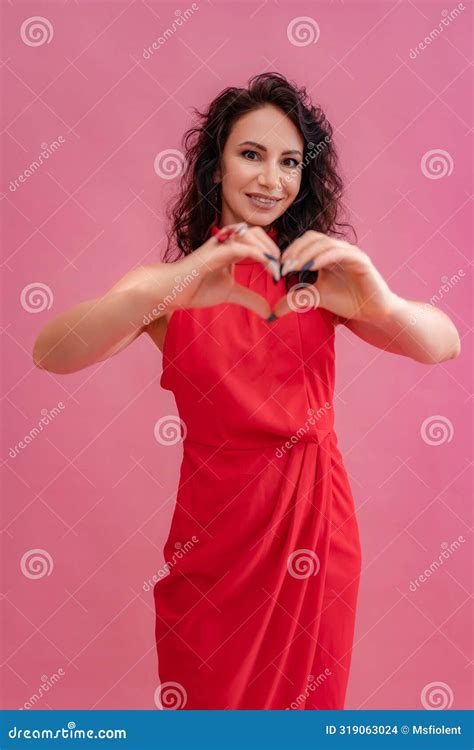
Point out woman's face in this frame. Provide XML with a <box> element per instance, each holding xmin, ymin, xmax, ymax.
<box><xmin>213</xmin><ymin>104</ymin><xmax>305</xmax><ymax>230</ymax></box>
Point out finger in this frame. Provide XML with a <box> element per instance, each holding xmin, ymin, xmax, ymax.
<box><xmin>221</xmin><ymin>225</ymin><xmax>281</xmax><ymax>266</ymax></box>
<box><xmin>226</xmin><ymin>283</ymin><xmax>272</xmax><ymax>319</ymax></box>
<box><xmin>215</xmin><ymin>223</ymin><xmax>281</xmax><ymax>262</ymax></box>
<box><xmin>206</xmin><ymin>238</ymin><xmax>280</xmax><ymax>282</ymax></box>
<box><xmin>213</xmin><ymin>222</ymin><xmax>262</xmax><ymax>246</ymax></box>
<box><xmin>235</xmin><ymin>228</ymin><xmax>281</xmax><ymax>280</ymax></box>
<box><xmin>279</xmin><ymin>231</ymin><xmax>326</xmax><ymax>265</ymax></box>
<box><xmin>282</xmin><ymin>240</ymin><xmax>359</xmax><ymax>276</ymax></box>
<box><xmin>213</xmin><ymin>223</ymin><xmax>249</xmax><ymax>243</ymax></box>
<box><xmin>231</xmin><ymin>238</ymin><xmax>281</xmax><ymax>282</ymax></box>
<box><xmin>309</xmin><ymin>246</ymin><xmax>366</xmax><ymax>272</ymax></box>
<box><xmin>244</xmin><ymin>226</ymin><xmax>281</xmax><ymax>262</ymax></box>
<box><xmin>281</xmin><ymin>236</ymin><xmax>336</xmax><ymax>276</ymax></box>
<box><xmin>272</xmin><ymin>293</ymin><xmax>292</xmax><ymax>318</ymax></box>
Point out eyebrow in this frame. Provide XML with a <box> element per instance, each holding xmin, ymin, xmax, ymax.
<box><xmin>237</xmin><ymin>140</ymin><xmax>303</xmax><ymax>157</ymax></box>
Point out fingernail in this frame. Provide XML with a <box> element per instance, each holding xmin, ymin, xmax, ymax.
<box><xmin>264</xmin><ymin>253</ymin><xmax>280</xmax><ymax>284</ymax></box>
<box><xmin>301</xmin><ymin>260</ymin><xmax>315</xmax><ymax>272</ymax></box>
<box><xmin>281</xmin><ymin>258</ymin><xmax>295</xmax><ymax>276</ymax></box>
<box><xmin>262</xmin><ymin>253</ymin><xmax>280</xmax><ymax>282</ymax></box>
<box><xmin>217</xmin><ymin>229</ymin><xmax>232</xmax><ymax>243</ymax></box>
<box><xmin>266</xmin><ymin>313</ymin><xmax>277</xmax><ymax>323</ymax></box>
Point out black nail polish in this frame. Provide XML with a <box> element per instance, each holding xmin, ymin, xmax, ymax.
<box><xmin>263</xmin><ymin>252</ymin><xmax>278</xmax><ymax>263</ymax></box>
<box><xmin>266</xmin><ymin>313</ymin><xmax>277</xmax><ymax>323</ymax></box>
<box><xmin>301</xmin><ymin>260</ymin><xmax>315</xmax><ymax>272</ymax></box>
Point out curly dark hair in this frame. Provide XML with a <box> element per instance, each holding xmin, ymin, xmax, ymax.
<box><xmin>163</xmin><ymin>71</ymin><xmax>357</xmax><ymax>291</ymax></box>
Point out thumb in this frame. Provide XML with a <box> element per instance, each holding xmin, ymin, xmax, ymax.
<box><xmin>272</xmin><ymin>293</ymin><xmax>293</xmax><ymax>318</ymax></box>
<box><xmin>226</xmin><ymin>283</ymin><xmax>272</xmax><ymax>320</ymax></box>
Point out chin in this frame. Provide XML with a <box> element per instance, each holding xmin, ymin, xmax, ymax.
<box><xmin>238</xmin><ymin>207</ymin><xmax>282</xmax><ymax>226</ymax></box>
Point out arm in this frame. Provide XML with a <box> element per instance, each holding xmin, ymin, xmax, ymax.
<box><xmin>277</xmin><ymin>231</ymin><xmax>462</xmax><ymax>365</ymax></box>
<box><xmin>33</xmin><ymin>227</ymin><xmax>281</xmax><ymax>374</ymax></box>
<box><xmin>32</xmin><ymin>264</ymin><xmax>172</xmax><ymax>374</ymax></box>
<box><xmin>335</xmin><ymin>294</ymin><xmax>461</xmax><ymax>364</ymax></box>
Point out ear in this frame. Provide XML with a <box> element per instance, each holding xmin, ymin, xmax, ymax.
<box><xmin>213</xmin><ymin>166</ymin><xmax>222</xmax><ymax>183</ymax></box>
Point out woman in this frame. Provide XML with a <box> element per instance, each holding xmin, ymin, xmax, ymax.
<box><xmin>33</xmin><ymin>72</ymin><xmax>461</xmax><ymax>710</ymax></box>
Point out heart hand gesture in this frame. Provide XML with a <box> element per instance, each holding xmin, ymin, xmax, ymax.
<box><xmin>273</xmin><ymin>231</ymin><xmax>396</xmax><ymax>322</ymax></box>
<box><xmin>166</xmin><ymin>223</ymin><xmax>281</xmax><ymax>320</ymax></box>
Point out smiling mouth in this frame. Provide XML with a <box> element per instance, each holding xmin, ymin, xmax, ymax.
<box><xmin>245</xmin><ymin>193</ymin><xmax>282</xmax><ymax>207</ymax></box>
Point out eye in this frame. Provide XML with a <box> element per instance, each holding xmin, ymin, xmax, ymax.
<box><xmin>283</xmin><ymin>157</ymin><xmax>301</xmax><ymax>169</ymax></box>
<box><xmin>240</xmin><ymin>150</ymin><xmax>302</xmax><ymax>170</ymax></box>
<box><xmin>241</xmin><ymin>149</ymin><xmax>259</xmax><ymax>160</ymax></box>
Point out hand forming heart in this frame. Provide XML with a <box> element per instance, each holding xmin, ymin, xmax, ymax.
<box><xmin>272</xmin><ymin>229</ymin><xmax>397</xmax><ymax>323</ymax></box>
<box><xmin>171</xmin><ymin>224</ymin><xmax>397</xmax><ymax>325</ymax></box>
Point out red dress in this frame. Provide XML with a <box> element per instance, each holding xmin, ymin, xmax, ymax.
<box><xmin>153</xmin><ymin>227</ymin><xmax>362</xmax><ymax>710</ymax></box>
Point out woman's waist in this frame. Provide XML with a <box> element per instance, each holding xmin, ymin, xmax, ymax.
<box><xmin>173</xmin><ymin>398</ymin><xmax>333</xmax><ymax>441</ymax></box>
<box><xmin>180</xmin><ymin>424</ymin><xmax>336</xmax><ymax>451</ymax></box>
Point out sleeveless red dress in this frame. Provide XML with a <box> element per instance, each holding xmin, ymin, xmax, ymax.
<box><xmin>153</xmin><ymin>226</ymin><xmax>362</xmax><ymax>710</ymax></box>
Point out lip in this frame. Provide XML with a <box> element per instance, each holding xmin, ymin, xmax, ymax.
<box><xmin>245</xmin><ymin>193</ymin><xmax>283</xmax><ymax>211</ymax></box>
<box><xmin>245</xmin><ymin>192</ymin><xmax>282</xmax><ymax>201</ymax></box>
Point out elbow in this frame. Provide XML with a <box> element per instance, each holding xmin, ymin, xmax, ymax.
<box><xmin>440</xmin><ymin>330</ymin><xmax>462</xmax><ymax>362</ymax></box>
<box><xmin>32</xmin><ymin>338</ymin><xmax>72</xmax><ymax>374</ymax></box>
<box><xmin>32</xmin><ymin>338</ymin><xmax>47</xmax><ymax>370</ymax></box>
<box><xmin>437</xmin><ymin>321</ymin><xmax>462</xmax><ymax>363</ymax></box>
<box><xmin>446</xmin><ymin>335</ymin><xmax>461</xmax><ymax>361</ymax></box>
<box><xmin>417</xmin><ymin>336</ymin><xmax>461</xmax><ymax>365</ymax></box>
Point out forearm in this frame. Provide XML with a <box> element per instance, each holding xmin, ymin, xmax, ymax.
<box><xmin>33</xmin><ymin>263</ymin><xmax>177</xmax><ymax>373</ymax></box>
<box><xmin>342</xmin><ymin>294</ymin><xmax>461</xmax><ymax>364</ymax></box>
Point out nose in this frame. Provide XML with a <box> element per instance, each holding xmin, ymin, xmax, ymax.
<box><xmin>257</xmin><ymin>161</ymin><xmax>284</xmax><ymax>193</ymax></box>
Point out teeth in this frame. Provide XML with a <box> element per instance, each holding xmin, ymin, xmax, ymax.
<box><xmin>249</xmin><ymin>195</ymin><xmax>276</xmax><ymax>205</ymax></box>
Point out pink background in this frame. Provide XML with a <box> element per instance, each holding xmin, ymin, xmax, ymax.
<box><xmin>1</xmin><ymin>0</ymin><xmax>472</xmax><ymax>710</ymax></box>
